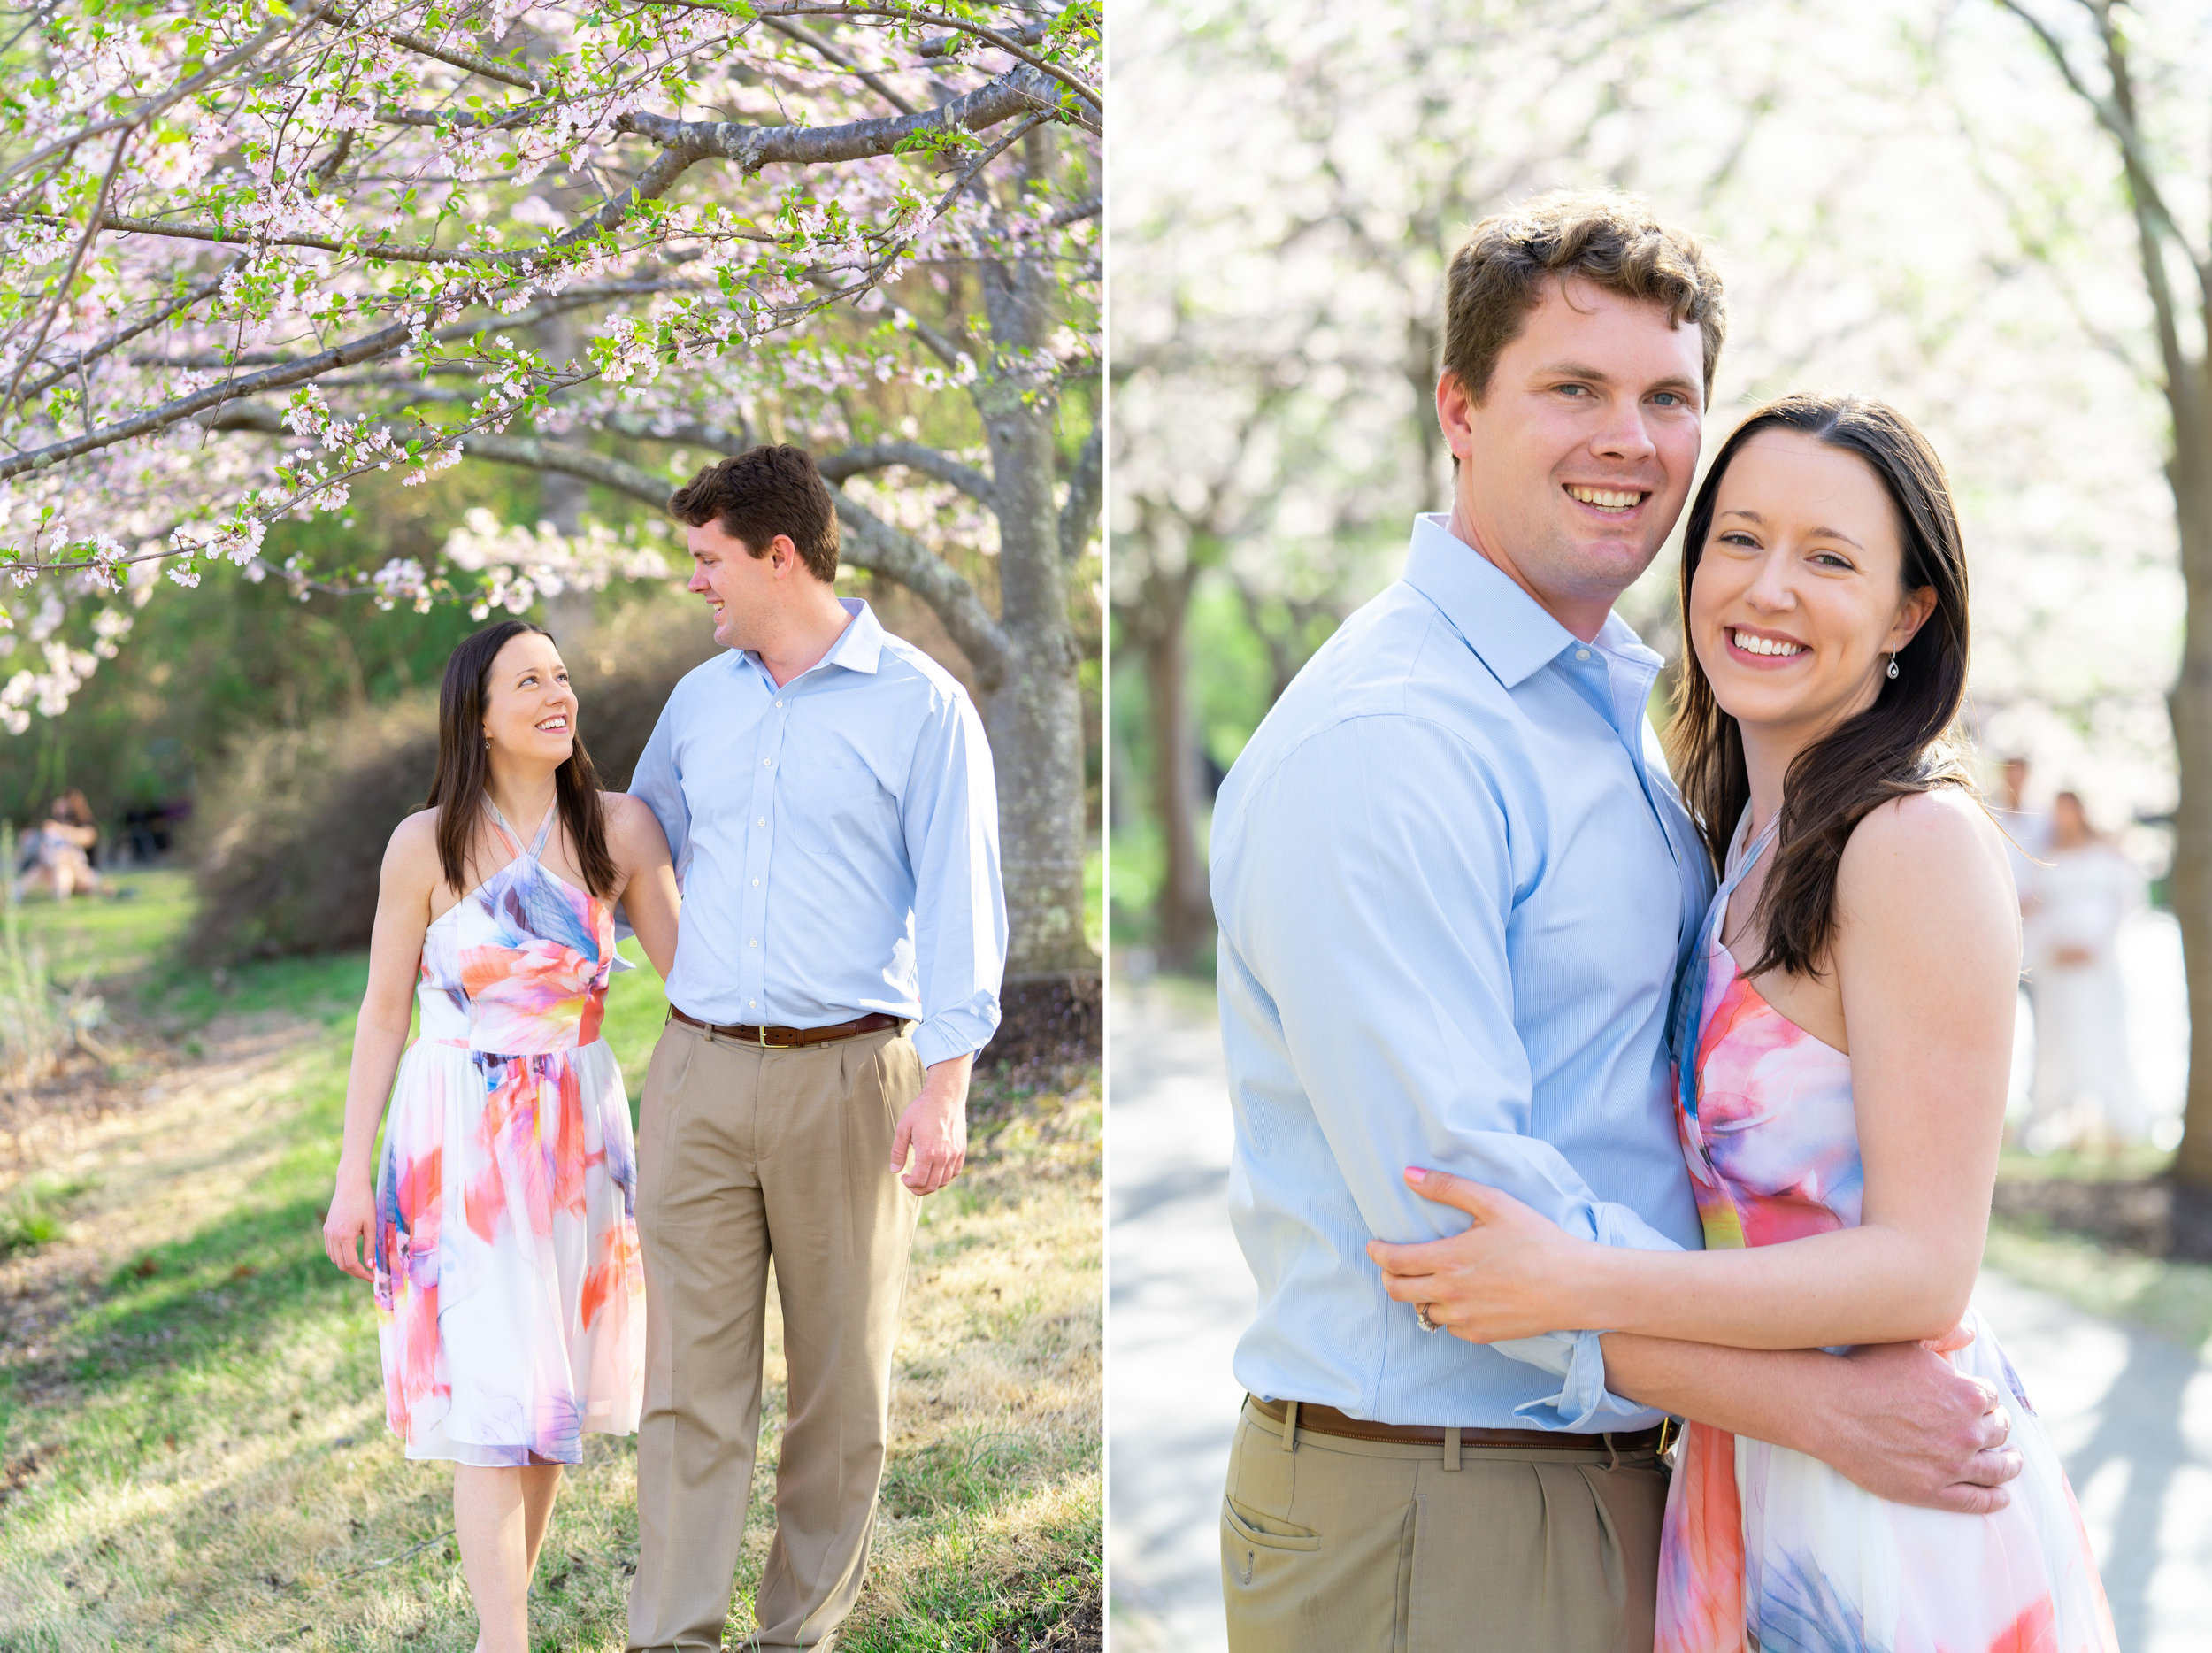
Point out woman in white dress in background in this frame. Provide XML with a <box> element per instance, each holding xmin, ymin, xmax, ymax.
<box><xmin>2023</xmin><ymin>788</ymin><xmax>2144</xmax><ymax>1152</ymax></box>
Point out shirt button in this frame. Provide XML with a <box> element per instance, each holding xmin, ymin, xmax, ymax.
<box><xmin>752</xmin><ymin>878</ymin><xmax>760</xmax><ymax>887</ymax></box>
<box><xmin>750</xmin><ymin>999</ymin><xmax>757</xmax><ymax>1008</ymax></box>
<box><xmin>1575</xmin><ymin>648</ymin><xmax>1591</xmax><ymax>661</ymax></box>
<box><xmin>757</xmin><ymin>818</ymin><xmax>765</xmax><ymax>826</ymax></box>
<box><xmin>763</xmin><ymin>757</ymin><xmax>772</xmax><ymax>766</ymax></box>
<box><xmin>749</xmin><ymin>938</ymin><xmax>758</xmax><ymax>948</ymax></box>
<box><xmin>774</xmin><ymin>699</ymin><xmax>784</xmax><ymax>708</ymax></box>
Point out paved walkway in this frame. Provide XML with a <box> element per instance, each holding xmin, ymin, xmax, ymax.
<box><xmin>1107</xmin><ymin>973</ymin><xmax>2212</xmax><ymax>1651</ymax></box>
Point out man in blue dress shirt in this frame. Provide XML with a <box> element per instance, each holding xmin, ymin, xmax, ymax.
<box><xmin>625</xmin><ymin>445</ymin><xmax>1006</xmax><ymax>1652</ymax></box>
<box><xmin>1210</xmin><ymin>194</ymin><xmax>2023</xmax><ymax>1649</ymax></box>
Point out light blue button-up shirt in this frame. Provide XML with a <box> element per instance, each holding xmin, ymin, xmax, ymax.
<box><xmin>1210</xmin><ymin>515</ymin><xmax>1715</xmax><ymax>1431</ymax></box>
<box><xmin>628</xmin><ymin>599</ymin><xmax>1006</xmax><ymax>1067</ymax></box>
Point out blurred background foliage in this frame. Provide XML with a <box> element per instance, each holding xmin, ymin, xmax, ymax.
<box><xmin>1110</xmin><ymin>0</ymin><xmax>2195</xmax><ymax>973</ymax></box>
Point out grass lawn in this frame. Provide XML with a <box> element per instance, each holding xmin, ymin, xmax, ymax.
<box><xmin>1984</xmin><ymin>1145</ymin><xmax>2212</xmax><ymax>1357</ymax></box>
<box><xmin>0</xmin><ymin>880</ymin><xmax>1101</xmax><ymax>1651</ymax></box>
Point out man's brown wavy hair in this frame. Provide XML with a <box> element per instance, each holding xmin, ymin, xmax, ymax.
<box><xmin>668</xmin><ymin>443</ymin><xmax>840</xmax><ymax>583</ymax></box>
<box><xmin>1441</xmin><ymin>189</ymin><xmax>1728</xmax><ymax>409</ymax></box>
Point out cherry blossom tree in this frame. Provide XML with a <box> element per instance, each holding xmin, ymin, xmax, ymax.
<box><xmin>0</xmin><ymin>0</ymin><xmax>1101</xmax><ymax>975</ymax></box>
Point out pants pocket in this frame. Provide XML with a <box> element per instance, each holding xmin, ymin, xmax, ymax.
<box><xmin>1223</xmin><ymin>1494</ymin><xmax>1322</xmax><ymax>1554</ymax></box>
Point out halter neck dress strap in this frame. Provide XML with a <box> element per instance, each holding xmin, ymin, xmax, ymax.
<box><xmin>1670</xmin><ymin>806</ymin><xmax>1785</xmax><ymax>1150</ymax></box>
<box><xmin>484</xmin><ymin>798</ymin><xmax>558</xmax><ymax>861</ymax></box>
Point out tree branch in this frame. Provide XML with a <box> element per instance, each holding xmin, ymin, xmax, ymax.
<box><xmin>323</xmin><ymin>1</ymin><xmax>540</xmax><ymax>90</ymax></box>
<box><xmin>1993</xmin><ymin>0</ymin><xmax>2212</xmax><ymax>311</ymax></box>
<box><xmin>611</xmin><ymin>62</ymin><xmax>1065</xmax><ymax>172</ymax></box>
<box><xmin>0</xmin><ymin>311</ymin><xmax>423</xmax><ymax>483</ymax></box>
<box><xmin>760</xmin><ymin>16</ymin><xmax>918</xmax><ymax>116</ymax></box>
<box><xmin>818</xmin><ymin>440</ymin><xmax>995</xmax><ymax>508</ymax></box>
<box><xmin>4</xmin><ymin>129</ymin><xmax>133</xmax><ymax>404</ymax></box>
<box><xmin>0</xmin><ymin>11</ymin><xmax>302</xmax><ymax>190</ymax></box>
<box><xmin>203</xmin><ymin>403</ymin><xmax>1010</xmax><ymax>684</ymax></box>
<box><xmin>1058</xmin><ymin>423</ymin><xmax>1101</xmax><ymax>559</ymax></box>
<box><xmin>919</xmin><ymin>19</ymin><xmax>1048</xmax><ymax>58</ymax></box>
<box><xmin>8</xmin><ymin>255</ymin><xmax>250</xmax><ymax>409</ymax></box>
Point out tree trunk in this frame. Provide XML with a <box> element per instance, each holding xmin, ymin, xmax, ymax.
<box><xmin>973</xmin><ymin>236</ymin><xmax>1095</xmax><ymax>978</ymax></box>
<box><xmin>2170</xmin><ymin>444</ymin><xmax>2212</xmax><ymax>1188</ymax></box>
<box><xmin>1143</xmin><ymin>568</ymin><xmax>1213</xmax><ymax>967</ymax></box>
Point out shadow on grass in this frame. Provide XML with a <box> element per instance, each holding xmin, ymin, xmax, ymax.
<box><xmin>42</xmin><ymin>1196</ymin><xmax>362</xmax><ymax>1403</ymax></box>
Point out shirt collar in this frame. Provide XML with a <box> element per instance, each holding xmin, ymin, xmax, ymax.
<box><xmin>1402</xmin><ymin>513</ymin><xmax>1660</xmax><ymax>688</ymax></box>
<box><xmin>734</xmin><ymin>596</ymin><xmax>885</xmax><ymax>683</ymax></box>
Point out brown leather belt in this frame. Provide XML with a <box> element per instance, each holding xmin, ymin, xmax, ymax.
<box><xmin>667</xmin><ymin>1006</ymin><xmax>902</xmax><ymax>1049</ymax></box>
<box><xmin>1248</xmin><ymin>1395</ymin><xmax>1670</xmax><ymax>1456</ymax></box>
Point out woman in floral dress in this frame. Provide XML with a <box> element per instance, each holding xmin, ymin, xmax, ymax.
<box><xmin>1378</xmin><ymin>396</ymin><xmax>2116</xmax><ymax>1650</ymax></box>
<box><xmin>323</xmin><ymin>619</ymin><xmax>679</xmax><ymax>1653</ymax></box>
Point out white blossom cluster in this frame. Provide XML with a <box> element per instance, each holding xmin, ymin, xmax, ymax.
<box><xmin>0</xmin><ymin>1</ymin><xmax>1102</xmax><ymax>721</ymax></box>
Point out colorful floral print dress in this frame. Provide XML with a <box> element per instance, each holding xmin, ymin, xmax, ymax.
<box><xmin>1655</xmin><ymin>814</ymin><xmax>2117</xmax><ymax>1653</ymax></box>
<box><xmin>372</xmin><ymin>803</ymin><xmax>645</xmax><ymax>1466</ymax></box>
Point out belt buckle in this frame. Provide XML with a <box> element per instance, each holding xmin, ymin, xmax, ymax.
<box><xmin>757</xmin><ymin>1023</ymin><xmax>769</xmax><ymax>1049</ymax></box>
<box><xmin>1655</xmin><ymin>1416</ymin><xmax>1678</xmax><ymax>1457</ymax></box>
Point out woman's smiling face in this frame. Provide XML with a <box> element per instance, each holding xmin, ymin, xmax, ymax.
<box><xmin>480</xmin><ymin>630</ymin><xmax>578</xmax><ymax>765</ymax></box>
<box><xmin>1689</xmin><ymin>427</ymin><xmax>1936</xmax><ymax>747</ymax></box>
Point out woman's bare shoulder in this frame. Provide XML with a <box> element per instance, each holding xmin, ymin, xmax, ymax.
<box><xmin>601</xmin><ymin>791</ymin><xmax>671</xmax><ymax>855</ymax></box>
<box><xmin>383</xmin><ymin>808</ymin><xmax>445</xmax><ymax>877</ymax></box>
<box><xmin>1838</xmin><ymin>787</ymin><xmax>2013</xmax><ymax>933</ymax></box>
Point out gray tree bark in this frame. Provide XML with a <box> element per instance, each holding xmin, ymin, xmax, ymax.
<box><xmin>971</xmin><ymin>195</ymin><xmax>1095</xmax><ymax>977</ymax></box>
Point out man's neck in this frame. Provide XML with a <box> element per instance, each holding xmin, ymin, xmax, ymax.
<box><xmin>753</xmin><ymin>594</ymin><xmax>855</xmax><ymax>688</ymax></box>
<box><xmin>1442</xmin><ymin>501</ymin><xmax>1615</xmax><ymax>643</ymax></box>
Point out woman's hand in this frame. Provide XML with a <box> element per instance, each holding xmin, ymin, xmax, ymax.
<box><xmin>1366</xmin><ymin>1167</ymin><xmax>1594</xmax><ymax>1343</ymax></box>
<box><xmin>323</xmin><ymin>1171</ymin><xmax>377</xmax><ymax>1283</ymax></box>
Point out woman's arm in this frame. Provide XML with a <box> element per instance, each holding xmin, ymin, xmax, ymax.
<box><xmin>607</xmin><ymin>791</ymin><xmax>680</xmax><ymax>981</ymax></box>
<box><xmin>321</xmin><ymin>812</ymin><xmax>440</xmax><ymax>1283</ymax></box>
<box><xmin>1373</xmin><ymin>788</ymin><xmax>2020</xmax><ymax>1350</ymax></box>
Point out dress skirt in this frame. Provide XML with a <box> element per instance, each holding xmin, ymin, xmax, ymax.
<box><xmin>372</xmin><ymin>1035</ymin><xmax>645</xmax><ymax>1466</ymax></box>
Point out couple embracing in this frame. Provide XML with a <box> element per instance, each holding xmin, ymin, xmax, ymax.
<box><xmin>1212</xmin><ymin>193</ymin><xmax>2120</xmax><ymax>1649</ymax></box>
<box><xmin>320</xmin><ymin>444</ymin><xmax>1007</xmax><ymax>1652</ymax></box>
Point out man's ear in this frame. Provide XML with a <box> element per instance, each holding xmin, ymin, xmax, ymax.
<box><xmin>1435</xmin><ymin>372</ymin><xmax>1478</xmax><ymax>463</ymax></box>
<box><xmin>767</xmin><ymin>533</ymin><xmax>801</xmax><ymax>576</ymax></box>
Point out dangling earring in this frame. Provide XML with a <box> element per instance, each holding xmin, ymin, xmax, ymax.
<box><xmin>483</xmin><ymin>732</ymin><xmax>492</xmax><ymax>747</ymax></box>
<box><xmin>1886</xmin><ymin>653</ymin><xmax>1900</xmax><ymax>680</ymax></box>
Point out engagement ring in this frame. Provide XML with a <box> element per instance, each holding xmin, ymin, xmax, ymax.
<box><xmin>1415</xmin><ymin>1303</ymin><xmax>1440</xmax><ymax>1334</ymax></box>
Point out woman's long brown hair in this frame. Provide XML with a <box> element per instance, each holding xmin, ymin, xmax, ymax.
<box><xmin>426</xmin><ymin>619</ymin><xmax>618</xmax><ymax>898</ymax></box>
<box><xmin>1667</xmin><ymin>393</ymin><xmax>1973</xmax><ymax>980</ymax></box>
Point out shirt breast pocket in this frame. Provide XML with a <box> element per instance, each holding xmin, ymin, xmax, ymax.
<box><xmin>781</xmin><ymin>760</ymin><xmax>898</xmax><ymax>858</ymax></box>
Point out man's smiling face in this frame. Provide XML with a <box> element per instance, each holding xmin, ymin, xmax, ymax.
<box><xmin>1439</xmin><ymin>275</ymin><xmax>1707</xmax><ymax>632</ymax></box>
<box><xmin>686</xmin><ymin>516</ymin><xmax>775</xmax><ymax>650</ymax></box>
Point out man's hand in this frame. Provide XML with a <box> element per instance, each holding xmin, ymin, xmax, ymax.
<box><xmin>1806</xmin><ymin>1340</ymin><xmax>2024</xmax><ymax>1513</ymax></box>
<box><xmin>892</xmin><ymin>1053</ymin><xmax>972</xmax><ymax>1196</ymax></box>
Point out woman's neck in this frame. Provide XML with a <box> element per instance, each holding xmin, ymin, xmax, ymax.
<box><xmin>484</xmin><ymin>757</ymin><xmax>561</xmax><ymax>834</ymax></box>
<box><xmin>1739</xmin><ymin>719</ymin><xmax>1814</xmax><ymax>843</ymax></box>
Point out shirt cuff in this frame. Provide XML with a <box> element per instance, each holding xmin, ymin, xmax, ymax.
<box><xmin>913</xmin><ymin>994</ymin><xmax>1001</xmax><ymax>1067</ymax></box>
<box><xmin>1495</xmin><ymin>1330</ymin><xmax>1651</xmax><ymax>1431</ymax></box>
<box><xmin>1493</xmin><ymin>1198</ymin><xmax>1686</xmax><ymax>1430</ymax></box>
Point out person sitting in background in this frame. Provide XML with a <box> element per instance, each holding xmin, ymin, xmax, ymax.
<box><xmin>12</xmin><ymin>791</ymin><xmax>103</xmax><ymax>901</ymax></box>
<box><xmin>2024</xmin><ymin>788</ymin><xmax>2144</xmax><ymax>1153</ymax></box>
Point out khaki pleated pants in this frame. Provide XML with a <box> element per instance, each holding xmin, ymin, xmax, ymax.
<box><xmin>1219</xmin><ymin>1398</ymin><xmax>1668</xmax><ymax>1653</ymax></box>
<box><xmin>626</xmin><ymin>1018</ymin><xmax>923</xmax><ymax>1652</ymax></box>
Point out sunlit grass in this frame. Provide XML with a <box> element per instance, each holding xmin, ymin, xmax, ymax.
<box><xmin>0</xmin><ymin>887</ymin><xmax>1101</xmax><ymax>1651</ymax></box>
<box><xmin>1984</xmin><ymin>1216</ymin><xmax>2212</xmax><ymax>1356</ymax></box>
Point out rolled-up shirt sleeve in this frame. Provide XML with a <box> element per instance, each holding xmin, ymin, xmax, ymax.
<box><xmin>627</xmin><ymin>696</ymin><xmax>692</xmax><ymax>890</ymax></box>
<box><xmin>1227</xmin><ymin>714</ymin><xmax>1679</xmax><ymax>1428</ymax></box>
<box><xmin>900</xmin><ymin>685</ymin><xmax>1007</xmax><ymax>1066</ymax></box>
